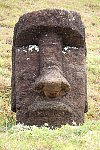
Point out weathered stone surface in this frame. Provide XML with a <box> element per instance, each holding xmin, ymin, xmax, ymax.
<box><xmin>13</xmin><ymin>9</ymin><xmax>85</xmax><ymax>48</ymax></box>
<box><xmin>11</xmin><ymin>9</ymin><xmax>88</xmax><ymax>127</ymax></box>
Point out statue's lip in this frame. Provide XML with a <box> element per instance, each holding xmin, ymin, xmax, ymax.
<box><xmin>28</xmin><ymin>101</ymin><xmax>72</xmax><ymax>113</ymax></box>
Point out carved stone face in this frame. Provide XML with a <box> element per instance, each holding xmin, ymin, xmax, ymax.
<box><xmin>11</xmin><ymin>9</ymin><xmax>87</xmax><ymax>127</ymax></box>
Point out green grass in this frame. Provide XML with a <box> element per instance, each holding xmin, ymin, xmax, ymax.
<box><xmin>0</xmin><ymin>0</ymin><xmax>100</xmax><ymax>149</ymax></box>
<box><xmin>0</xmin><ymin>120</ymin><xmax>100</xmax><ymax>150</ymax></box>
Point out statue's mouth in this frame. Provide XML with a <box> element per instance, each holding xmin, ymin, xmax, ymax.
<box><xmin>28</xmin><ymin>101</ymin><xmax>72</xmax><ymax>113</ymax></box>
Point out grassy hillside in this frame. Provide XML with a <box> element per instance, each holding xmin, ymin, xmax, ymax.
<box><xmin>0</xmin><ymin>0</ymin><xmax>100</xmax><ymax>149</ymax></box>
<box><xmin>0</xmin><ymin>121</ymin><xmax>100</xmax><ymax>150</ymax></box>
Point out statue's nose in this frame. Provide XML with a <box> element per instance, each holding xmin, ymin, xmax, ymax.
<box><xmin>34</xmin><ymin>69</ymin><xmax>70</xmax><ymax>98</ymax></box>
<box><xmin>34</xmin><ymin>32</ymin><xmax>70</xmax><ymax>98</ymax></box>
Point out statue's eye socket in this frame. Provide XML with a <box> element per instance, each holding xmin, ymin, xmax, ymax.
<box><xmin>62</xmin><ymin>46</ymin><xmax>78</xmax><ymax>54</ymax></box>
<box><xmin>28</xmin><ymin>45</ymin><xmax>39</xmax><ymax>52</ymax></box>
<box><xmin>16</xmin><ymin>45</ymin><xmax>40</xmax><ymax>53</ymax></box>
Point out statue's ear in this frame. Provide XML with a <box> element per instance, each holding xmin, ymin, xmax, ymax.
<box><xmin>11</xmin><ymin>103</ymin><xmax>16</xmax><ymax>112</ymax></box>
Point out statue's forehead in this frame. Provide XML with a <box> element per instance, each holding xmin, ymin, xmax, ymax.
<box><xmin>14</xmin><ymin>9</ymin><xmax>85</xmax><ymax>48</ymax></box>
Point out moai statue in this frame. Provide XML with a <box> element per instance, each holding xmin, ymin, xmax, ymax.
<box><xmin>11</xmin><ymin>9</ymin><xmax>88</xmax><ymax>127</ymax></box>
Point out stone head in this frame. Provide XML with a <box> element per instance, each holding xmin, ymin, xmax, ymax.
<box><xmin>11</xmin><ymin>9</ymin><xmax>88</xmax><ymax>127</ymax></box>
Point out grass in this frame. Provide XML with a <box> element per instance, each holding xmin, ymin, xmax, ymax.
<box><xmin>0</xmin><ymin>0</ymin><xmax>100</xmax><ymax>149</ymax></box>
<box><xmin>0</xmin><ymin>120</ymin><xmax>100</xmax><ymax>150</ymax></box>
